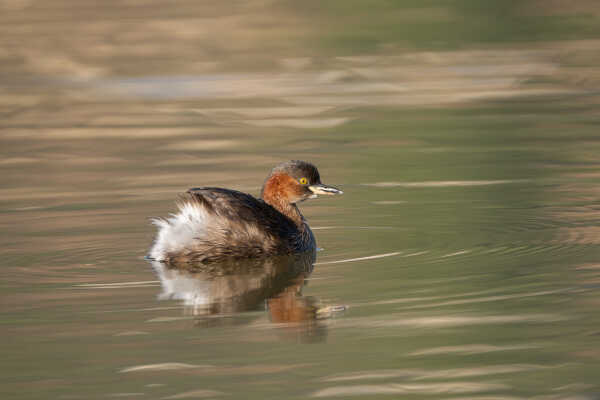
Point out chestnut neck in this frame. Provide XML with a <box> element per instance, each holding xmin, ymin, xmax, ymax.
<box><xmin>261</xmin><ymin>174</ymin><xmax>304</xmax><ymax>228</ymax></box>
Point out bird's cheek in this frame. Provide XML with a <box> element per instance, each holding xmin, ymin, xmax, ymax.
<box><xmin>301</xmin><ymin>186</ymin><xmax>316</xmax><ymax>200</ymax></box>
<box><xmin>288</xmin><ymin>186</ymin><xmax>308</xmax><ymax>203</ymax></box>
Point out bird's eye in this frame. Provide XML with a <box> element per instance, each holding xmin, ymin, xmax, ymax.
<box><xmin>299</xmin><ymin>177</ymin><xmax>308</xmax><ymax>185</ymax></box>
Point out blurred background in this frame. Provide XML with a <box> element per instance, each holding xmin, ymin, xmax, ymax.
<box><xmin>2</xmin><ymin>1</ymin><xmax>600</xmax><ymax>399</ymax></box>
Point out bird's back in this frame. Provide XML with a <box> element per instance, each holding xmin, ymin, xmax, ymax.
<box><xmin>149</xmin><ymin>188</ymin><xmax>313</xmax><ymax>264</ymax></box>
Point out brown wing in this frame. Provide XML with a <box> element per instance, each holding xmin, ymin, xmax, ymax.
<box><xmin>164</xmin><ymin>187</ymin><xmax>300</xmax><ymax>264</ymax></box>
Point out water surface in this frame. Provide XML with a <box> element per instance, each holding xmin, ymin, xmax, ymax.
<box><xmin>2</xmin><ymin>1</ymin><xmax>600</xmax><ymax>399</ymax></box>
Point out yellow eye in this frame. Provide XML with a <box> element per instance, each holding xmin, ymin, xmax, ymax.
<box><xmin>299</xmin><ymin>177</ymin><xmax>308</xmax><ymax>185</ymax></box>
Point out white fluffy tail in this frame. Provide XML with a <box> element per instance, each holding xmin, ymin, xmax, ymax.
<box><xmin>148</xmin><ymin>201</ymin><xmax>210</xmax><ymax>261</ymax></box>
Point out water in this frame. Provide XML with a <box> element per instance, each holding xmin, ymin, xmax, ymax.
<box><xmin>3</xmin><ymin>1</ymin><xmax>600</xmax><ymax>399</ymax></box>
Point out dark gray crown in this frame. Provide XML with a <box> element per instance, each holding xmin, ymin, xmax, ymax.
<box><xmin>270</xmin><ymin>160</ymin><xmax>321</xmax><ymax>185</ymax></box>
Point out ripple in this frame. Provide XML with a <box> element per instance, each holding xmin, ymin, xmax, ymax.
<box><xmin>74</xmin><ymin>280</ymin><xmax>160</xmax><ymax>289</ymax></box>
<box><xmin>355</xmin><ymin>286</ymin><xmax>551</xmax><ymax>308</ymax></box>
<box><xmin>362</xmin><ymin>180</ymin><xmax>527</xmax><ymax>188</ymax></box>
<box><xmin>312</xmin><ymin>382</ymin><xmax>509</xmax><ymax>397</ymax></box>
<box><xmin>321</xmin><ymin>364</ymin><xmax>554</xmax><ymax>382</ymax></box>
<box><xmin>407</xmin><ymin>343</ymin><xmax>543</xmax><ymax>356</ymax></box>
<box><xmin>555</xmin><ymin>226</ymin><xmax>600</xmax><ymax>245</ymax></box>
<box><xmin>331</xmin><ymin>313</ymin><xmax>569</xmax><ymax>330</ymax></box>
<box><xmin>311</xmin><ymin>226</ymin><xmax>398</xmax><ymax>230</ymax></box>
<box><xmin>113</xmin><ymin>331</ymin><xmax>150</xmax><ymax>336</ymax></box>
<box><xmin>162</xmin><ymin>389</ymin><xmax>226</xmax><ymax>399</ymax></box>
<box><xmin>84</xmin><ymin>48</ymin><xmax>564</xmax><ymax>110</ymax></box>
<box><xmin>315</xmin><ymin>252</ymin><xmax>403</xmax><ymax>265</ymax></box>
<box><xmin>440</xmin><ymin>249</ymin><xmax>472</xmax><ymax>258</ymax></box>
<box><xmin>146</xmin><ymin>316</ymin><xmax>193</xmax><ymax>323</ymax></box>
<box><xmin>165</xmin><ymin>140</ymin><xmax>239</xmax><ymax>151</ymax></box>
<box><xmin>187</xmin><ymin>106</ymin><xmax>334</xmax><ymax>119</ymax></box>
<box><xmin>245</xmin><ymin>117</ymin><xmax>350</xmax><ymax>129</ymax></box>
<box><xmin>398</xmin><ymin>289</ymin><xmax>571</xmax><ymax>311</ymax></box>
<box><xmin>120</xmin><ymin>363</ymin><xmax>209</xmax><ymax>373</ymax></box>
<box><xmin>423</xmin><ymin>242</ymin><xmax>592</xmax><ymax>266</ymax></box>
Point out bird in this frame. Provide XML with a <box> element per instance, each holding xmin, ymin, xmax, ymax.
<box><xmin>148</xmin><ymin>160</ymin><xmax>342</xmax><ymax>264</ymax></box>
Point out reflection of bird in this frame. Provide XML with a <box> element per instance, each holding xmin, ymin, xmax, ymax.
<box><xmin>150</xmin><ymin>253</ymin><xmax>331</xmax><ymax>341</ymax></box>
<box><xmin>150</xmin><ymin>253</ymin><xmax>315</xmax><ymax>316</ymax></box>
<box><xmin>149</xmin><ymin>160</ymin><xmax>342</xmax><ymax>264</ymax></box>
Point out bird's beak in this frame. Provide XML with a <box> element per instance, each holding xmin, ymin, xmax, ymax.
<box><xmin>308</xmin><ymin>183</ymin><xmax>343</xmax><ymax>196</ymax></box>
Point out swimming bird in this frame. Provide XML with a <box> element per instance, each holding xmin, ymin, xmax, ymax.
<box><xmin>149</xmin><ymin>160</ymin><xmax>342</xmax><ymax>264</ymax></box>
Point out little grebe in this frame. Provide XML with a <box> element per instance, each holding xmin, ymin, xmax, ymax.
<box><xmin>149</xmin><ymin>160</ymin><xmax>342</xmax><ymax>264</ymax></box>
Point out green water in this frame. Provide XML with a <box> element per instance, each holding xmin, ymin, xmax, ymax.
<box><xmin>2</xmin><ymin>1</ymin><xmax>600</xmax><ymax>399</ymax></box>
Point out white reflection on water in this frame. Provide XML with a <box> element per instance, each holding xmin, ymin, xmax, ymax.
<box><xmin>441</xmin><ymin>249</ymin><xmax>472</xmax><ymax>258</ymax></box>
<box><xmin>312</xmin><ymin>382</ymin><xmax>510</xmax><ymax>397</ymax></box>
<box><xmin>331</xmin><ymin>313</ymin><xmax>569</xmax><ymax>330</ymax></box>
<box><xmin>408</xmin><ymin>343</ymin><xmax>543</xmax><ymax>356</ymax></box>
<box><xmin>113</xmin><ymin>331</ymin><xmax>150</xmax><ymax>337</ymax></box>
<box><xmin>315</xmin><ymin>252</ymin><xmax>402</xmax><ymax>265</ymax></box>
<box><xmin>120</xmin><ymin>363</ymin><xmax>207</xmax><ymax>373</ymax></box>
<box><xmin>321</xmin><ymin>364</ymin><xmax>557</xmax><ymax>382</ymax></box>
<box><xmin>162</xmin><ymin>389</ymin><xmax>226</xmax><ymax>399</ymax></box>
